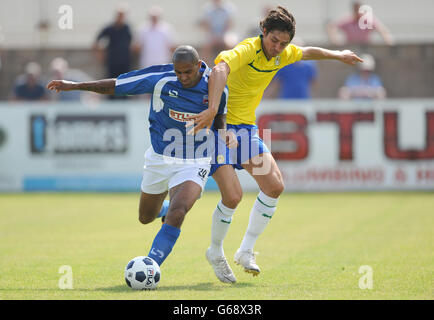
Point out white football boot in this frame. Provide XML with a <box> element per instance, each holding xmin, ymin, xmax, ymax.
<box><xmin>234</xmin><ymin>249</ymin><xmax>260</xmax><ymax>276</ymax></box>
<box><xmin>206</xmin><ymin>248</ymin><xmax>237</xmax><ymax>284</ymax></box>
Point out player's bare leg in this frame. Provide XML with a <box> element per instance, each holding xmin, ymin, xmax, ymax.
<box><xmin>164</xmin><ymin>180</ymin><xmax>202</xmax><ymax>228</ymax></box>
<box><xmin>242</xmin><ymin>152</ymin><xmax>284</xmax><ymax>198</ymax></box>
<box><xmin>138</xmin><ymin>191</ymin><xmax>168</xmax><ymax>224</ymax></box>
<box><xmin>213</xmin><ymin>165</ymin><xmax>243</xmax><ymax>209</ymax></box>
<box><xmin>206</xmin><ymin>165</ymin><xmax>240</xmax><ymax>283</ymax></box>
<box><xmin>234</xmin><ymin>152</ymin><xmax>284</xmax><ymax>276</ymax></box>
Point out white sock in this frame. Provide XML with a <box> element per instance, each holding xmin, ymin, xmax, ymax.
<box><xmin>239</xmin><ymin>191</ymin><xmax>279</xmax><ymax>252</ymax></box>
<box><xmin>209</xmin><ymin>200</ymin><xmax>236</xmax><ymax>257</ymax></box>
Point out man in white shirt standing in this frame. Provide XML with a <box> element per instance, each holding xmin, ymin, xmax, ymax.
<box><xmin>134</xmin><ymin>6</ymin><xmax>176</xmax><ymax>69</ymax></box>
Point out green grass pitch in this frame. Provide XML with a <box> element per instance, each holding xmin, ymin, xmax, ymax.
<box><xmin>0</xmin><ymin>192</ymin><xmax>433</xmax><ymax>300</ymax></box>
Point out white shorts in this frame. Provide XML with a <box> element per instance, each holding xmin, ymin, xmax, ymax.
<box><xmin>140</xmin><ymin>147</ymin><xmax>211</xmax><ymax>194</ymax></box>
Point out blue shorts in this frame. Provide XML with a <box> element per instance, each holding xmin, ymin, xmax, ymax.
<box><xmin>210</xmin><ymin>124</ymin><xmax>270</xmax><ymax>176</ymax></box>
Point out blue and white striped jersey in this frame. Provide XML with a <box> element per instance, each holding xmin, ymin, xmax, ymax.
<box><xmin>115</xmin><ymin>62</ymin><xmax>227</xmax><ymax>159</ymax></box>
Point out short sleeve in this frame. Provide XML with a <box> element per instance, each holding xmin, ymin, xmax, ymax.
<box><xmin>115</xmin><ymin>68</ymin><xmax>158</xmax><ymax>95</ymax></box>
<box><xmin>96</xmin><ymin>26</ymin><xmax>110</xmax><ymax>41</ymax></box>
<box><xmin>214</xmin><ymin>39</ymin><xmax>257</xmax><ymax>73</ymax></box>
<box><xmin>282</xmin><ymin>44</ymin><xmax>303</xmax><ymax>67</ymax></box>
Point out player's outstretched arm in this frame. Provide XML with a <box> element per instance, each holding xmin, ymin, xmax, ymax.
<box><xmin>301</xmin><ymin>47</ymin><xmax>363</xmax><ymax>66</ymax></box>
<box><xmin>47</xmin><ymin>79</ymin><xmax>116</xmax><ymax>95</ymax></box>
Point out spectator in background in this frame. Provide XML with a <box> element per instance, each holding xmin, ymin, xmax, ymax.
<box><xmin>48</xmin><ymin>57</ymin><xmax>97</xmax><ymax>102</ymax></box>
<box><xmin>264</xmin><ymin>38</ymin><xmax>317</xmax><ymax>99</ymax></box>
<box><xmin>199</xmin><ymin>0</ymin><xmax>237</xmax><ymax>65</ymax></box>
<box><xmin>94</xmin><ymin>3</ymin><xmax>132</xmax><ymax>99</ymax></box>
<box><xmin>134</xmin><ymin>6</ymin><xmax>175</xmax><ymax>69</ymax></box>
<box><xmin>327</xmin><ymin>1</ymin><xmax>394</xmax><ymax>46</ymax></box>
<box><xmin>11</xmin><ymin>62</ymin><xmax>47</xmax><ymax>101</ymax></box>
<box><xmin>339</xmin><ymin>53</ymin><xmax>386</xmax><ymax>100</ymax></box>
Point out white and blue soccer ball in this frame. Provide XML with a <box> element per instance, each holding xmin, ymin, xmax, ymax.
<box><xmin>124</xmin><ymin>256</ymin><xmax>161</xmax><ymax>290</ymax></box>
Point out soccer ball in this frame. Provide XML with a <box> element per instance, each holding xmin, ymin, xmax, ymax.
<box><xmin>124</xmin><ymin>256</ymin><xmax>161</xmax><ymax>290</ymax></box>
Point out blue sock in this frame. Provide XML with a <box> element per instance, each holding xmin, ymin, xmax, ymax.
<box><xmin>147</xmin><ymin>223</ymin><xmax>180</xmax><ymax>266</ymax></box>
<box><xmin>157</xmin><ymin>200</ymin><xmax>169</xmax><ymax>218</ymax></box>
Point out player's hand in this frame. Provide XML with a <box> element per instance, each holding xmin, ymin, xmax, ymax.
<box><xmin>225</xmin><ymin>131</ymin><xmax>238</xmax><ymax>149</ymax></box>
<box><xmin>46</xmin><ymin>80</ymin><xmax>77</xmax><ymax>92</ymax></box>
<box><xmin>185</xmin><ymin>108</ymin><xmax>218</xmax><ymax>135</ymax></box>
<box><xmin>338</xmin><ymin>50</ymin><xmax>364</xmax><ymax>66</ymax></box>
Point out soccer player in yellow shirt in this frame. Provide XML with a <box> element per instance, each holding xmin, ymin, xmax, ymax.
<box><xmin>187</xmin><ymin>6</ymin><xmax>363</xmax><ymax>283</ymax></box>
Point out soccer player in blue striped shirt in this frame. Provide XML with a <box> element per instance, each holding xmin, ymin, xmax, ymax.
<box><xmin>47</xmin><ymin>46</ymin><xmax>236</xmax><ymax>281</ymax></box>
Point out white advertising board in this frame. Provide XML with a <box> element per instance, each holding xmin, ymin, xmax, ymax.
<box><xmin>238</xmin><ymin>99</ymin><xmax>434</xmax><ymax>191</ymax></box>
<box><xmin>0</xmin><ymin>102</ymin><xmax>150</xmax><ymax>191</ymax></box>
<box><xmin>0</xmin><ymin>99</ymin><xmax>433</xmax><ymax>192</ymax></box>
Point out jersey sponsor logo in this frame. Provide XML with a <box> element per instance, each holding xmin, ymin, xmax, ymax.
<box><xmin>169</xmin><ymin>89</ymin><xmax>179</xmax><ymax>98</ymax></box>
<box><xmin>275</xmin><ymin>56</ymin><xmax>281</xmax><ymax>66</ymax></box>
<box><xmin>202</xmin><ymin>95</ymin><xmax>209</xmax><ymax>106</ymax></box>
<box><xmin>169</xmin><ymin>109</ymin><xmax>197</xmax><ymax>122</ymax></box>
<box><xmin>216</xmin><ymin>154</ymin><xmax>225</xmax><ymax>164</ymax></box>
<box><xmin>198</xmin><ymin>168</ymin><xmax>208</xmax><ymax>180</ymax></box>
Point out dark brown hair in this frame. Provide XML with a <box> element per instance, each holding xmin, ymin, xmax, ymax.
<box><xmin>260</xmin><ymin>6</ymin><xmax>296</xmax><ymax>41</ymax></box>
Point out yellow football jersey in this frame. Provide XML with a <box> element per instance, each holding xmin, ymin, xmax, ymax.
<box><xmin>215</xmin><ymin>36</ymin><xmax>303</xmax><ymax>125</ymax></box>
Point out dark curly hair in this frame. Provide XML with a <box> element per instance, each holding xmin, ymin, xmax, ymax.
<box><xmin>260</xmin><ymin>6</ymin><xmax>296</xmax><ymax>41</ymax></box>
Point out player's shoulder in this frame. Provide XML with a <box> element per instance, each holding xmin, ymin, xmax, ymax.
<box><xmin>225</xmin><ymin>36</ymin><xmax>261</xmax><ymax>60</ymax></box>
<box><xmin>202</xmin><ymin>61</ymin><xmax>214</xmax><ymax>81</ymax></box>
<box><xmin>280</xmin><ymin>44</ymin><xmax>303</xmax><ymax>65</ymax></box>
<box><xmin>282</xmin><ymin>44</ymin><xmax>301</xmax><ymax>56</ymax></box>
<box><xmin>140</xmin><ymin>63</ymin><xmax>174</xmax><ymax>75</ymax></box>
<box><xmin>116</xmin><ymin>64</ymin><xmax>175</xmax><ymax>88</ymax></box>
<box><xmin>239</xmin><ymin>36</ymin><xmax>262</xmax><ymax>50</ymax></box>
<box><xmin>119</xmin><ymin>64</ymin><xmax>175</xmax><ymax>80</ymax></box>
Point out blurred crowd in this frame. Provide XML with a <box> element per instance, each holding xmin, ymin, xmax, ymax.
<box><xmin>8</xmin><ymin>1</ymin><xmax>392</xmax><ymax>102</ymax></box>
